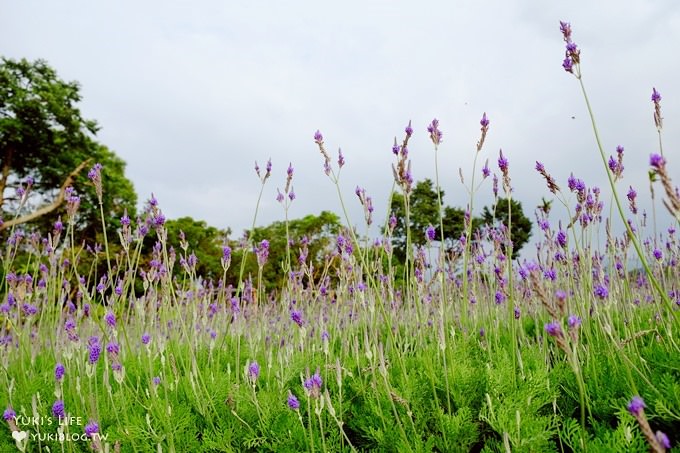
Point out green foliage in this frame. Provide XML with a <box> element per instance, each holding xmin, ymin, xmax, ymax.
<box><xmin>389</xmin><ymin>179</ymin><xmax>472</xmax><ymax>259</ymax></box>
<box><xmin>227</xmin><ymin>210</ymin><xmax>341</xmax><ymax>291</ymax></box>
<box><xmin>0</xmin><ymin>57</ymin><xmax>137</xmax><ymax>247</ymax></box>
<box><xmin>164</xmin><ymin>216</ymin><xmax>230</xmax><ymax>280</ymax></box>
<box><xmin>433</xmin><ymin>407</ymin><xmax>480</xmax><ymax>452</ymax></box>
<box><xmin>480</xmin><ymin>348</ymin><xmax>559</xmax><ymax>452</ymax></box>
<box><xmin>389</xmin><ymin>179</ymin><xmax>533</xmax><ymax>261</ymax></box>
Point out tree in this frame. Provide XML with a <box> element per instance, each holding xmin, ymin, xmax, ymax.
<box><xmin>389</xmin><ymin>179</ymin><xmax>474</xmax><ymax>258</ymax></box>
<box><xmin>0</xmin><ymin>57</ymin><xmax>136</xmax><ymax>243</ymax></box>
<box><xmin>226</xmin><ymin>211</ymin><xmax>342</xmax><ymax>292</ymax></box>
<box><xmin>164</xmin><ymin>217</ymin><xmax>231</xmax><ymax>280</ymax></box>
<box><xmin>480</xmin><ymin>197</ymin><xmax>533</xmax><ymax>259</ymax></box>
<box><xmin>389</xmin><ymin>179</ymin><xmax>441</xmax><ymax>259</ymax></box>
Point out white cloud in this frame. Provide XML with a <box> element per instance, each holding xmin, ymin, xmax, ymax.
<box><xmin>2</xmin><ymin>0</ymin><xmax>678</xmax><ymax>248</ymax></box>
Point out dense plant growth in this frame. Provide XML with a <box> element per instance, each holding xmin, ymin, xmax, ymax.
<box><xmin>1</xmin><ymin>21</ymin><xmax>679</xmax><ymax>452</ymax></box>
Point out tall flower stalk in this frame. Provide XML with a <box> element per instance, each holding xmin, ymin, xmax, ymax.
<box><xmin>559</xmin><ymin>21</ymin><xmax>675</xmax><ymax>317</ymax></box>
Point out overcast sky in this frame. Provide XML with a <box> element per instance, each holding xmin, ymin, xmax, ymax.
<box><xmin>2</xmin><ymin>0</ymin><xmax>679</xmax><ymax>250</ymax></box>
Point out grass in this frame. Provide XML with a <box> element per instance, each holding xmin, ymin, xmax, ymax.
<box><xmin>1</xmin><ymin>21</ymin><xmax>679</xmax><ymax>453</ymax></box>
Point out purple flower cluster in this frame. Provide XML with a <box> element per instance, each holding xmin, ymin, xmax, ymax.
<box><xmin>287</xmin><ymin>393</ymin><xmax>300</xmax><ymax>410</ymax></box>
<box><xmin>652</xmin><ymin>88</ymin><xmax>663</xmax><ymax>130</ymax></box>
<box><xmin>87</xmin><ymin>163</ymin><xmax>104</xmax><ymax>202</ymax></box>
<box><xmin>88</xmin><ymin>336</ymin><xmax>102</xmax><ymax>364</ymax></box>
<box><xmin>593</xmin><ymin>284</ymin><xmax>608</xmax><ymax>300</ymax></box>
<box><xmin>248</xmin><ymin>361</ymin><xmax>260</xmax><ymax>383</ymax></box>
<box><xmin>560</xmin><ymin>21</ymin><xmax>581</xmax><ymax>75</ymax></box>
<box><xmin>290</xmin><ymin>309</ymin><xmax>304</xmax><ymax>327</ymax></box>
<box><xmin>52</xmin><ymin>400</ymin><xmax>65</xmax><ymax>419</ymax></box>
<box><xmin>427</xmin><ymin>118</ymin><xmax>443</xmax><ymax>146</ymax></box>
<box><xmin>55</xmin><ymin>363</ymin><xmax>65</xmax><ymax>382</ymax></box>
<box><xmin>255</xmin><ymin>240</ymin><xmax>270</xmax><ymax>267</ymax></box>
<box><xmin>425</xmin><ymin>225</ymin><xmax>436</xmax><ymax>242</ymax></box>
<box><xmin>304</xmin><ymin>368</ymin><xmax>323</xmax><ymax>398</ymax></box>
<box><xmin>84</xmin><ymin>420</ymin><xmax>99</xmax><ymax>438</ymax></box>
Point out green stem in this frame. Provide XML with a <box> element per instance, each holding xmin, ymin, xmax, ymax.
<box><xmin>577</xmin><ymin>78</ymin><xmax>675</xmax><ymax>317</ymax></box>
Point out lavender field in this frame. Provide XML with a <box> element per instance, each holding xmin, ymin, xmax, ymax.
<box><xmin>1</xmin><ymin>21</ymin><xmax>679</xmax><ymax>453</ymax></box>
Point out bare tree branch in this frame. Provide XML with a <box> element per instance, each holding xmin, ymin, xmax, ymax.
<box><xmin>0</xmin><ymin>159</ymin><xmax>91</xmax><ymax>231</ymax></box>
<box><xmin>0</xmin><ymin>147</ymin><xmax>13</xmax><ymax>212</ymax></box>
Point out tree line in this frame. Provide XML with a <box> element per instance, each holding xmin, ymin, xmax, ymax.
<box><xmin>1</xmin><ymin>57</ymin><xmax>533</xmax><ymax>292</ymax></box>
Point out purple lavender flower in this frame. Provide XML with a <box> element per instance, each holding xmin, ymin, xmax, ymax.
<box><xmin>64</xmin><ymin>318</ymin><xmax>76</xmax><ymax>331</ymax></box>
<box><xmin>88</xmin><ymin>163</ymin><xmax>104</xmax><ymax>201</ymax></box>
<box><xmin>480</xmin><ymin>112</ymin><xmax>489</xmax><ymax>128</ymax></box>
<box><xmin>304</xmin><ymin>368</ymin><xmax>323</xmax><ymax>398</ymax></box>
<box><xmin>104</xmin><ymin>311</ymin><xmax>116</xmax><ymax>328</ymax></box>
<box><xmin>545</xmin><ymin>321</ymin><xmax>563</xmax><ymax>337</ymax></box>
<box><xmin>425</xmin><ymin>225</ymin><xmax>436</xmax><ymax>242</ymax></box>
<box><xmin>256</xmin><ymin>240</ymin><xmax>270</xmax><ymax>267</ymax></box>
<box><xmin>497</xmin><ymin>149</ymin><xmax>509</xmax><ymax>174</ymax></box>
<box><xmin>152</xmin><ymin>376</ymin><xmax>161</xmax><ymax>385</ymax></box>
<box><xmin>562</xmin><ymin>57</ymin><xmax>573</xmax><ymax>73</ymax></box>
<box><xmin>495</xmin><ymin>290</ymin><xmax>506</xmax><ymax>305</ymax></box>
<box><xmin>314</xmin><ymin>130</ymin><xmax>323</xmax><ymax>145</ymax></box>
<box><xmin>627</xmin><ymin>186</ymin><xmax>638</xmax><ymax>214</ymax></box>
<box><xmin>55</xmin><ymin>363</ymin><xmax>65</xmax><ymax>381</ymax></box>
<box><xmin>87</xmin><ymin>163</ymin><xmax>103</xmax><ymax>181</ymax></box>
<box><xmin>608</xmin><ymin>155</ymin><xmax>618</xmax><ymax>173</ymax></box>
<box><xmin>651</xmin><ymin>88</ymin><xmax>661</xmax><ymax>103</ymax></box>
<box><xmin>84</xmin><ymin>420</ymin><xmax>99</xmax><ymax>438</ymax></box>
<box><xmin>22</xmin><ymin>303</ymin><xmax>38</xmax><ymax>316</ymax></box>
<box><xmin>650</xmin><ymin>153</ymin><xmax>665</xmax><ymax>169</ymax></box>
<box><xmin>594</xmin><ymin>284</ymin><xmax>609</xmax><ymax>300</ymax></box>
<box><xmin>287</xmin><ymin>393</ymin><xmax>300</xmax><ymax>410</ymax></box>
<box><xmin>52</xmin><ymin>400</ymin><xmax>65</xmax><ymax>419</ymax></box>
<box><xmin>514</xmin><ymin>306</ymin><xmax>520</xmax><ymax>319</ymax></box>
<box><xmin>556</xmin><ymin>230</ymin><xmax>567</xmax><ymax>248</ymax></box>
<box><xmin>427</xmin><ymin>118</ymin><xmax>443</xmax><ymax>146</ymax></box>
<box><xmin>482</xmin><ymin>161</ymin><xmax>491</xmax><ymax>178</ymax></box>
<box><xmin>248</xmin><ymin>361</ymin><xmax>260</xmax><ymax>382</ymax></box>
<box><xmin>106</xmin><ymin>342</ymin><xmax>120</xmax><ymax>355</ymax></box>
<box><xmin>627</xmin><ymin>396</ymin><xmax>646</xmax><ymax>416</ymax></box>
<box><xmin>141</xmin><ymin>333</ymin><xmax>151</xmax><ymax>345</ymax></box>
<box><xmin>3</xmin><ymin>407</ymin><xmax>16</xmax><ymax>421</ymax></box>
<box><xmin>290</xmin><ymin>309</ymin><xmax>304</xmax><ymax>327</ymax></box>
<box><xmin>88</xmin><ymin>337</ymin><xmax>102</xmax><ymax>364</ymax></box>
<box><xmin>222</xmin><ymin>245</ymin><xmax>232</xmax><ymax>265</ymax></box>
<box><xmin>568</xmin><ymin>315</ymin><xmax>581</xmax><ymax>329</ymax></box>
<box><xmin>388</xmin><ymin>214</ymin><xmax>397</xmax><ymax>230</ymax></box>
<box><xmin>337</xmin><ymin>149</ymin><xmax>345</xmax><ymax>168</ymax></box>
<box><xmin>653</xmin><ymin>249</ymin><xmax>663</xmax><ymax>261</ymax></box>
<box><xmin>559</xmin><ymin>21</ymin><xmax>572</xmax><ymax>41</ymax></box>
<box><xmin>656</xmin><ymin>431</ymin><xmax>671</xmax><ymax>449</ymax></box>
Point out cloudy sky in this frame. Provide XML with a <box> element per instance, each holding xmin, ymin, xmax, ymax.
<box><xmin>2</xmin><ymin>0</ymin><xmax>679</xmax><ymax>248</ymax></box>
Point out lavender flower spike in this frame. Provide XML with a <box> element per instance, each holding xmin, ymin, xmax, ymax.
<box><xmin>287</xmin><ymin>393</ymin><xmax>300</xmax><ymax>410</ymax></box>
<box><xmin>425</xmin><ymin>225</ymin><xmax>436</xmax><ymax>242</ymax></box>
<box><xmin>480</xmin><ymin>112</ymin><xmax>489</xmax><ymax>128</ymax></box>
<box><xmin>627</xmin><ymin>396</ymin><xmax>646</xmax><ymax>416</ymax></box>
<box><xmin>248</xmin><ymin>361</ymin><xmax>260</xmax><ymax>383</ymax></box>
<box><xmin>427</xmin><ymin>118</ymin><xmax>443</xmax><ymax>146</ymax></box>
